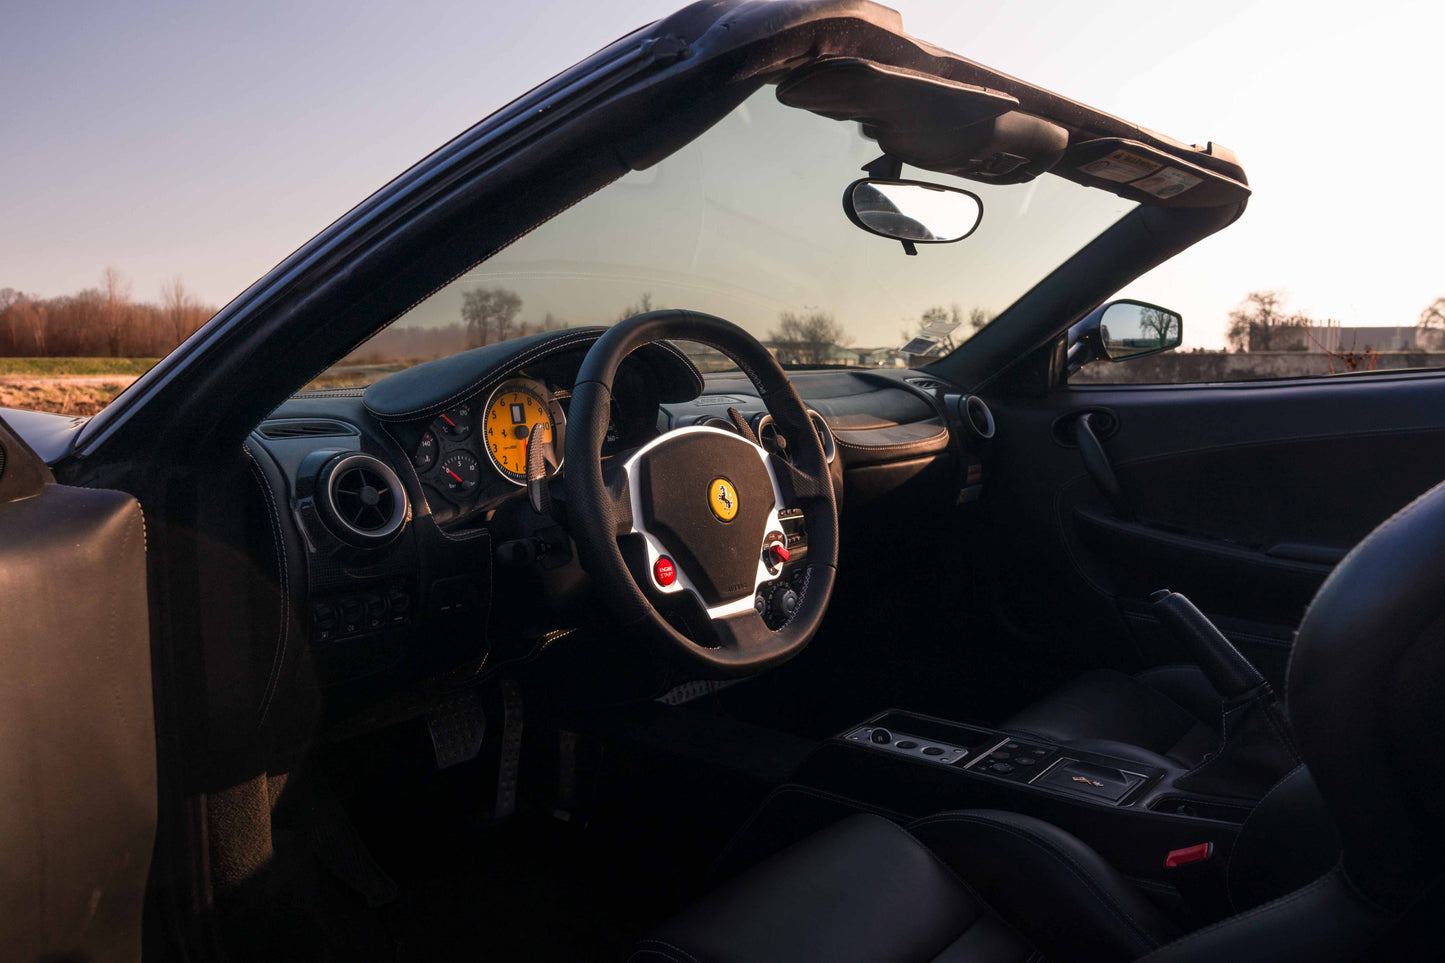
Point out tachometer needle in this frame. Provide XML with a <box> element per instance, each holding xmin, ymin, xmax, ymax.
<box><xmin>441</xmin><ymin>414</ymin><xmax>456</xmax><ymax>427</ymax></box>
<box><xmin>446</xmin><ymin>468</ymin><xmax>464</xmax><ymax>483</ymax></box>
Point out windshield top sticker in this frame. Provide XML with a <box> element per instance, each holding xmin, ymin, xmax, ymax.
<box><xmin>1131</xmin><ymin>166</ymin><xmax>1203</xmax><ymax>199</ymax></box>
<box><xmin>1079</xmin><ymin>149</ymin><xmax>1162</xmax><ymax>183</ymax></box>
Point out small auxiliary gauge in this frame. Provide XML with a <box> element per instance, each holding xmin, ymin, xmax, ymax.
<box><xmin>435</xmin><ymin>403</ymin><xmax>474</xmax><ymax>441</ymax></box>
<box><xmin>439</xmin><ymin>451</ymin><xmax>480</xmax><ymax>494</ymax></box>
<box><xmin>413</xmin><ymin>430</ymin><xmax>438</xmax><ymax>471</ymax></box>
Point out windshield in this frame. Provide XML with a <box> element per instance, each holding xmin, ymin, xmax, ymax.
<box><xmin>313</xmin><ymin>89</ymin><xmax>1135</xmax><ymax>386</ymax></box>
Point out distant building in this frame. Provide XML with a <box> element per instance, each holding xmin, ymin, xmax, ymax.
<box><xmin>1304</xmin><ymin>323</ymin><xmax>1442</xmax><ymax>353</ymax></box>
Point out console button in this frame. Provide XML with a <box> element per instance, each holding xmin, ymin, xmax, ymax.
<box><xmin>364</xmin><ymin>592</ymin><xmax>387</xmax><ymax>629</ymax></box>
<box><xmin>992</xmin><ymin>751</ymin><xmax>1012</xmax><ymax>760</ymax></box>
<box><xmin>896</xmin><ymin>741</ymin><xmax>918</xmax><ymax>749</ymax></box>
<box><xmin>1016</xmin><ymin>756</ymin><xmax>1037</xmax><ymax>766</ymax></box>
<box><xmin>653</xmin><ymin>556</ymin><xmax>677</xmax><ymax>587</ymax></box>
<box><xmin>922</xmin><ymin>746</ymin><xmax>945</xmax><ymax>756</ymax></box>
<box><xmin>990</xmin><ymin>762</ymin><xmax>1016</xmax><ymax>774</ymax></box>
<box><xmin>870</xmin><ymin>728</ymin><xmax>892</xmax><ymax>745</ymax></box>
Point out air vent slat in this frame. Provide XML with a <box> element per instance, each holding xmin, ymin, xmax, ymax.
<box><xmin>257</xmin><ymin>419</ymin><xmax>358</xmax><ymax>440</ymax></box>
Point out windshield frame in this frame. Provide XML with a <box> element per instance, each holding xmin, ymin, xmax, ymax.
<box><xmin>70</xmin><ymin>0</ymin><xmax>1248</xmax><ymax>469</ymax></box>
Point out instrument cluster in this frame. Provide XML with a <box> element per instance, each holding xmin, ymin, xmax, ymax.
<box><xmin>396</xmin><ymin>367</ymin><xmax>655</xmax><ymax>525</ymax></box>
<box><xmin>406</xmin><ymin>376</ymin><xmax>565</xmax><ymax>507</ymax></box>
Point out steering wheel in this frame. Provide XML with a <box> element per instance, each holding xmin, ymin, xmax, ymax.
<box><xmin>566</xmin><ymin>310</ymin><xmax>838</xmax><ymax>676</ymax></box>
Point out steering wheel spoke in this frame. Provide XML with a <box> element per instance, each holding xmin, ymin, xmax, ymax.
<box><xmin>701</xmin><ymin>607</ymin><xmax>775</xmax><ymax>652</ymax></box>
<box><xmin>602</xmin><ymin>463</ymin><xmax>634</xmax><ymax>535</ymax></box>
<box><xmin>769</xmin><ymin>453</ymin><xmax>829</xmax><ymax>507</ymax></box>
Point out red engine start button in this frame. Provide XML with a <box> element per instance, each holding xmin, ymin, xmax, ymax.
<box><xmin>653</xmin><ymin>556</ymin><xmax>677</xmax><ymax>587</ymax></box>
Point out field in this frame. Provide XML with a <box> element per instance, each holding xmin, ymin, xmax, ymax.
<box><xmin>0</xmin><ymin>381</ymin><xmax>130</xmax><ymax>416</ymax></box>
<box><xmin>0</xmin><ymin>358</ymin><xmax>154</xmax><ymax>415</ymax></box>
<box><xmin>0</xmin><ymin>357</ymin><xmax>157</xmax><ymax>376</ymax></box>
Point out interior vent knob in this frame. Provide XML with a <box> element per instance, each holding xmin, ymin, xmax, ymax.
<box><xmin>315</xmin><ymin>453</ymin><xmax>408</xmax><ymax>546</ymax></box>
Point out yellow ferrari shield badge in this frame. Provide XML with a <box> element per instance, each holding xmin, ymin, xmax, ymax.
<box><xmin>709</xmin><ymin>477</ymin><xmax>739</xmax><ymax>521</ymax></box>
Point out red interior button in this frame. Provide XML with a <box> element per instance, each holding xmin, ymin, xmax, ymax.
<box><xmin>1165</xmin><ymin>842</ymin><xmax>1214</xmax><ymax>868</ymax></box>
<box><xmin>653</xmin><ymin>556</ymin><xmax>677</xmax><ymax>587</ymax></box>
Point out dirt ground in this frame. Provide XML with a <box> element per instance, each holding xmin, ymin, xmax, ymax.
<box><xmin>0</xmin><ymin>380</ymin><xmax>132</xmax><ymax>416</ymax></box>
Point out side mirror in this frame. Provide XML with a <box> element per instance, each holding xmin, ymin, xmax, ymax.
<box><xmin>843</xmin><ymin>179</ymin><xmax>983</xmax><ymax>246</ymax></box>
<box><xmin>1067</xmin><ymin>300</ymin><xmax>1182</xmax><ymax>373</ymax></box>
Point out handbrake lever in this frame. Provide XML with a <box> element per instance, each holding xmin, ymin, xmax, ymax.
<box><xmin>1149</xmin><ymin>589</ymin><xmax>1266</xmax><ymax>699</ymax></box>
<box><xmin>1151</xmin><ymin>589</ymin><xmax>1301</xmax><ymax>799</ymax></box>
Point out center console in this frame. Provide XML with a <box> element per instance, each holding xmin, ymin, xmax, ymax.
<box><xmin>719</xmin><ymin>708</ymin><xmax>1255</xmax><ymax>910</ymax></box>
<box><xmin>844</xmin><ymin>711</ymin><xmax>1156</xmax><ymax>806</ymax></box>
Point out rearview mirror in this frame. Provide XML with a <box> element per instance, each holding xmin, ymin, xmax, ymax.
<box><xmin>844</xmin><ymin>179</ymin><xmax>983</xmax><ymax>244</ymax></box>
<box><xmin>1099</xmin><ymin>301</ymin><xmax>1183</xmax><ymax>360</ymax></box>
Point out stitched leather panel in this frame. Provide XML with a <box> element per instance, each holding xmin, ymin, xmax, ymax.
<box><xmin>632</xmin><ymin>814</ymin><xmax>1033</xmax><ymax>963</ymax></box>
<box><xmin>1001</xmin><ymin>668</ymin><xmax>1217</xmax><ymax>767</ymax></box>
<box><xmin>911</xmin><ymin>810</ymin><xmax>1178</xmax><ymax>961</ymax></box>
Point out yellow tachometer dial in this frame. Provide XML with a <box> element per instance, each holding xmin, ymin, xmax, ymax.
<box><xmin>483</xmin><ymin>383</ymin><xmax>555</xmax><ymax>482</ymax></box>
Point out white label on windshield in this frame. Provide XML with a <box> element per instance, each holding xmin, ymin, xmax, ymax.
<box><xmin>1131</xmin><ymin>167</ymin><xmax>1203</xmax><ymax>199</ymax></box>
<box><xmin>1079</xmin><ymin>149</ymin><xmax>1161</xmax><ymax>183</ymax></box>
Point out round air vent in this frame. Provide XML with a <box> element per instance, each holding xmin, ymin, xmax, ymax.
<box><xmin>315</xmin><ymin>453</ymin><xmax>408</xmax><ymax>546</ymax></box>
<box><xmin>961</xmin><ymin>395</ymin><xmax>995</xmax><ymax>440</ymax></box>
<box><xmin>694</xmin><ymin>416</ymin><xmax>740</xmax><ymax>434</ymax></box>
<box><xmin>752</xmin><ymin>410</ymin><xmax>835</xmax><ymax>464</ymax></box>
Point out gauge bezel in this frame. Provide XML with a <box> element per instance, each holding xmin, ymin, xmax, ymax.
<box><xmin>413</xmin><ymin>429</ymin><xmax>438</xmax><ymax>471</ymax></box>
<box><xmin>481</xmin><ymin>378</ymin><xmax>566</xmax><ymax>486</ymax></box>
<box><xmin>438</xmin><ymin>449</ymin><xmax>482</xmax><ymax>495</ymax></box>
<box><xmin>433</xmin><ymin>402</ymin><xmax>475</xmax><ymax>442</ymax></box>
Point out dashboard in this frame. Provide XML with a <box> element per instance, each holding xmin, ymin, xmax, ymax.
<box><xmin>241</xmin><ymin>326</ymin><xmax>993</xmax><ymax>725</ymax></box>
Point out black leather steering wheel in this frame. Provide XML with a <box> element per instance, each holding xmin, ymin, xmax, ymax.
<box><xmin>566</xmin><ymin>310</ymin><xmax>838</xmax><ymax>676</ymax></box>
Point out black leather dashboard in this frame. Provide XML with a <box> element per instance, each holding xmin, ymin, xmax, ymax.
<box><xmin>231</xmin><ymin>329</ymin><xmax>989</xmax><ymax>722</ymax></box>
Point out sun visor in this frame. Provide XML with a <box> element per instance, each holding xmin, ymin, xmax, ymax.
<box><xmin>1060</xmin><ymin>138</ymin><xmax>1251</xmax><ymax>208</ymax></box>
<box><xmin>777</xmin><ymin>58</ymin><xmax>1067</xmax><ymax>184</ymax></box>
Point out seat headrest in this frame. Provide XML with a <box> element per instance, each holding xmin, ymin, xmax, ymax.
<box><xmin>1290</xmin><ymin>478</ymin><xmax>1445</xmax><ymax>910</ymax></box>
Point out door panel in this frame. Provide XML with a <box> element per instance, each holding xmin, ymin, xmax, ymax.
<box><xmin>982</xmin><ymin>371</ymin><xmax>1445</xmax><ymax>683</ymax></box>
<box><xmin>0</xmin><ymin>416</ymin><xmax>154</xmax><ymax>963</ymax></box>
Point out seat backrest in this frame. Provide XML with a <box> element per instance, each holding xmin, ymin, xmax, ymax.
<box><xmin>1288</xmin><ymin>477</ymin><xmax>1445</xmax><ymax>912</ymax></box>
<box><xmin>1144</xmin><ymin>479</ymin><xmax>1445</xmax><ymax>961</ymax></box>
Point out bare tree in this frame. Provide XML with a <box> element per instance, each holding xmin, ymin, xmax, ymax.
<box><xmin>617</xmin><ymin>292</ymin><xmax>655</xmax><ymax>322</ymax></box>
<box><xmin>160</xmin><ymin>276</ymin><xmax>206</xmax><ymax>345</ymax></box>
<box><xmin>1226</xmin><ymin>289</ymin><xmax>1301</xmax><ymax>352</ymax></box>
<box><xmin>14</xmin><ymin>300</ymin><xmax>48</xmax><ymax>354</ymax></box>
<box><xmin>98</xmin><ymin>266</ymin><xmax>133</xmax><ymax>357</ymax></box>
<box><xmin>769</xmin><ymin>310</ymin><xmax>849</xmax><ymax>365</ymax></box>
<box><xmin>1419</xmin><ymin>297</ymin><xmax>1445</xmax><ymax>330</ymax></box>
<box><xmin>1138</xmin><ymin>307</ymin><xmax>1180</xmax><ymax>347</ymax></box>
<box><xmin>460</xmin><ymin>286</ymin><xmax>523</xmax><ymax>346</ymax></box>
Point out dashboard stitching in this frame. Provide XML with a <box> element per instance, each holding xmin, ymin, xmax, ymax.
<box><xmin>243</xmin><ymin>442</ymin><xmax>289</xmax><ymax>726</ymax></box>
<box><xmin>653</xmin><ymin>339</ymin><xmax>706</xmax><ymax>395</ymax></box>
<box><xmin>832</xmin><ymin>426</ymin><xmax>949</xmax><ymax>454</ymax></box>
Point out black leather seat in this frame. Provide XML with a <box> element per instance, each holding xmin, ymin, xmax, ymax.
<box><xmin>633</xmin><ymin>808</ymin><xmax>1179</xmax><ymax>963</ymax></box>
<box><xmin>1000</xmin><ymin>664</ymin><xmax>1221</xmax><ymax>770</ymax></box>
<box><xmin>634</xmin><ymin>478</ymin><xmax>1445</xmax><ymax>961</ymax></box>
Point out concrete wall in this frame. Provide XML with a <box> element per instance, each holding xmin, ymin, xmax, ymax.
<box><xmin>1071</xmin><ymin>351</ymin><xmax>1445</xmax><ymax>385</ymax></box>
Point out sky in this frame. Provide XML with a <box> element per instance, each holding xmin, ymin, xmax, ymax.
<box><xmin>3</xmin><ymin>0</ymin><xmax>1442</xmax><ymax>349</ymax></box>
